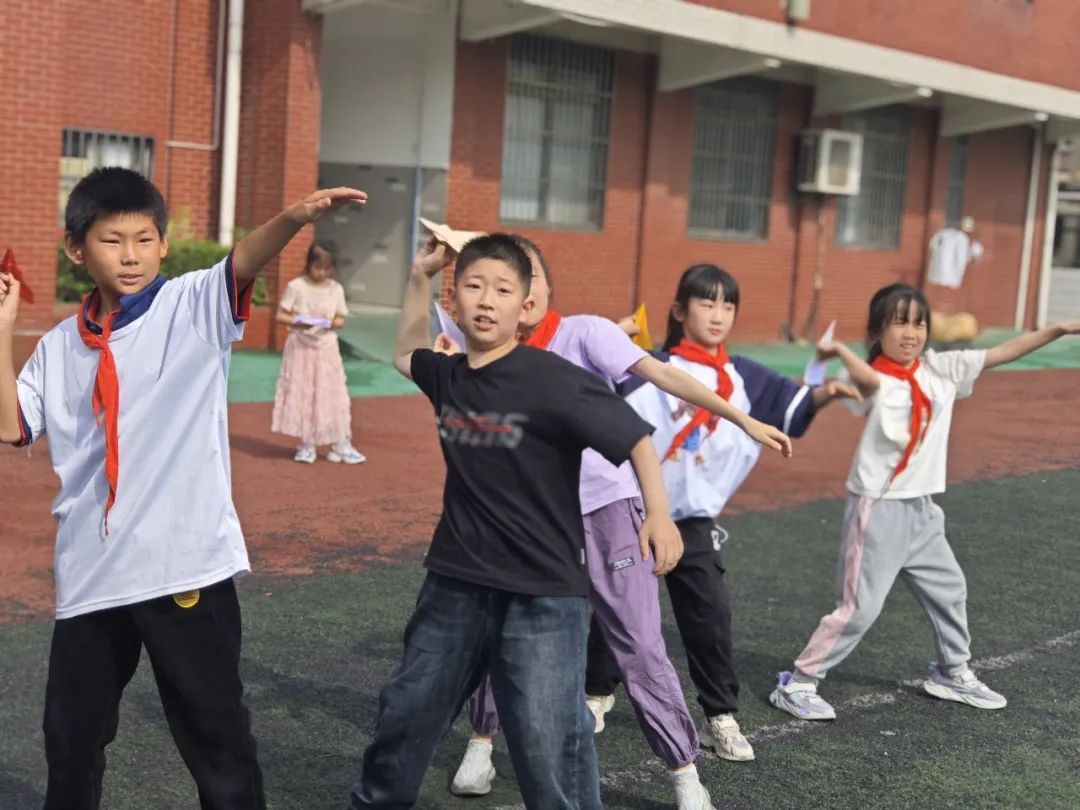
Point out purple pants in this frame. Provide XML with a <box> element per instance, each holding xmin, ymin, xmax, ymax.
<box><xmin>466</xmin><ymin>497</ymin><xmax>699</xmax><ymax>769</ymax></box>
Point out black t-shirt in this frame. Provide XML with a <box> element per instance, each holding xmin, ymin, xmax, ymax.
<box><xmin>410</xmin><ymin>345</ymin><xmax>653</xmax><ymax>597</ymax></box>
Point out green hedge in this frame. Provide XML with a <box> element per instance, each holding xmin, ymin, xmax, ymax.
<box><xmin>56</xmin><ymin>236</ymin><xmax>267</xmax><ymax>306</ymax></box>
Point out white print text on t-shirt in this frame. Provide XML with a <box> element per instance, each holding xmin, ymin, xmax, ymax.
<box><xmin>437</xmin><ymin>406</ymin><xmax>528</xmax><ymax>449</ymax></box>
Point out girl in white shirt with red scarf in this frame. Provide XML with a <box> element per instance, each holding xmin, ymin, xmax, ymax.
<box><xmin>771</xmin><ymin>283</ymin><xmax>1080</xmax><ymax>721</ymax></box>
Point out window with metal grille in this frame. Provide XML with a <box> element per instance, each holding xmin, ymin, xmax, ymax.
<box><xmin>59</xmin><ymin>129</ymin><xmax>155</xmax><ymax>223</ymax></box>
<box><xmin>945</xmin><ymin>136</ymin><xmax>968</xmax><ymax>226</ymax></box>
<box><xmin>499</xmin><ymin>35</ymin><xmax>613</xmax><ymax>229</ymax></box>
<box><xmin>688</xmin><ymin>78</ymin><xmax>778</xmax><ymax>239</ymax></box>
<box><xmin>835</xmin><ymin>107</ymin><xmax>911</xmax><ymax>250</ymax></box>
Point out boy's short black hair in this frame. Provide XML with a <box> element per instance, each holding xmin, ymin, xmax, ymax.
<box><xmin>65</xmin><ymin>167</ymin><xmax>168</xmax><ymax>244</ymax></box>
<box><xmin>453</xmin><ymin>234</ymin><xmax>532</xmax><ymax>295</ymax></box>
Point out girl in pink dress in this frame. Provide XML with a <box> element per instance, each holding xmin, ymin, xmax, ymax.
<box><xmin>271</xmin><ymin>241</ymin><xmax>364</xmax><ymax>464</ymax></box>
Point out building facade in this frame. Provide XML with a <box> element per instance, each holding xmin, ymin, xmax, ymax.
<box><xmin>3</xmin><ymin>0</ymin><xmax>1080</xmax><ymax>346</ymax></box>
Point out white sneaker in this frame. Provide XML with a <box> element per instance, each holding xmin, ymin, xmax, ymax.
<box><xmin>585</xmin><ymin>694</ymin><xmax>615</xmax><ymax>734</ymax></box>
<box><xmin>701</xmin><ymin>713</ymin><xmax>755</xmax><ymax>761</ymax></box>
<box><xmin>293</xmin><ymin>445</ymin><xmax>316</xmax><ymax>464</ymax></box>
<box><xmin>671</xmin><ymin>766</ymin><xmax>716</xmax><ymax>810</ymax></box>
<box><xmin>769</xmin><ymin>671</ymin><xmax>836</xmax><ymax>721</ymax></box>
<box><xmin>327</xmin><ymin>442</ymin><xmax>366</xmax><ymax>464</ymax></box>
<box><xmin>924</xmin><ymin>666</ymin><xmax>1007</xmax><ymax>710</ymax></box>
<box><xmin>450</xmin><ymin>738</ymin><xmax>496</xmax><ymax>797</ymax></box>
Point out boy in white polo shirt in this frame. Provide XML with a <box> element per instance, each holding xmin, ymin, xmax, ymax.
<box><xmin>0</xmin><ymin>167</ymin><xmax>364</xmax><ymax>810</ymax></box>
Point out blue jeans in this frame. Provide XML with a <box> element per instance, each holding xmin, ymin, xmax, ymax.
<box><xmin>349</xmin><ymin>573</ymin><xmax>601</xmax><ymax>809</ymax></box>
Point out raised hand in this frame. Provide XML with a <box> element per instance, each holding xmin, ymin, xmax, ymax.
<box><xmin>287</xmin><ymin>187</ymin><xmax>367</xmax><ymax>225</ymax></box>
<box><xmin>0</xmin><ymin>272</ymin><xmax>20</xmax><ymax>327</ymax></box>
<box><xmin>815</xmin><ymin>338</ymin><xmax>843</xmax><ymax>362</ymax></box>
<box><xmin>413</xmin><ymin>236</ymin><xmax>451</xmax><ymax>279</ymax></box>
<box><xmin>433</xmin><ymin>332</ymin><xmax>462</xmax><ymax>355</ymax></box>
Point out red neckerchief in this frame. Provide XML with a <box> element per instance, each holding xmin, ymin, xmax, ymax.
<box><xmin>871</xmin><ymin>355</ymin><xmax>932</xmax><ymax>480</ymax></box>
<box><xmin>77</xmin><ymin>291</ymin><xmax>119</xmax><ymax>533</ymax></box>
<box><xmin>523</xmin><ymin>310</ymin><xmax>562</xmax><ymax>350</ymax></box>
<box><xmin>664</xmin><ymin>339</ymin><xmax>733</xmax><ymax>461</ymax></box>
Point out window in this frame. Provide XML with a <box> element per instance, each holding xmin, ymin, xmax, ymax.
<box><xmin>60</xmin><ymin>129</ymin><xmax>155</xmax><ymax>223</ymax></box>
<box><xmin>499</xmin><ymin>35</ymin><xmax>614</xmax><ymax>229</ymax></box>
<box><xmin>688</xmin><ymin>78</ymin><xmax>778</xmax><ymax>239</ymax></box>
<box><xmin>945</xmin><ymin>136</ymin><xmax>968</xmax><ymax>226</ymax></box>
<box><xmin>835</xmin><ymin>107</ymin><xmax>911</xmax><ymax>250</ymax></box>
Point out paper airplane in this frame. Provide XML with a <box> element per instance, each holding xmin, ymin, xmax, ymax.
<box><xmin>1</xmin><ymin>249</ymin><xmax>34</xmax><ymax>304</ymax></box>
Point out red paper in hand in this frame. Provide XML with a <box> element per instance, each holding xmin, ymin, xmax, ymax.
<box><xmin>1</xmin><ymin>249</ymin><xmax>34</xmax><ymax>304</ymax></box>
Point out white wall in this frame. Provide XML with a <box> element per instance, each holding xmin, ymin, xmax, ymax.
<box><xmin>319</xmin><ymin>2</ymin><xmax>456</xmax><ymax>168</ymax></box>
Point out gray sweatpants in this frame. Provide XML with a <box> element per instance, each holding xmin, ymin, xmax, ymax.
<box><xmin>795</xmin><ymin>494</ymin><xmax>972</xmax><ymax>680</ymax></box>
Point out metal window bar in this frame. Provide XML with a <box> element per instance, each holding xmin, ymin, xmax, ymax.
<box><xmin>500</xmin><ymin>35</ymin><xmax>614</xmax><ymax>228</ymax></box>
<box><xmin>836</xmin><ymin>107</ymin><xmax>911</xmax><ymax>250</ymax></box>
<box><xmin>688</xmin><ymin>77</ymin><xmax>778</xmax><ymax>239</ymax></box>
<box><xmin>60</xmin><ymin>129</ymin><xmax>155</xmax><ymax>224</ymax></box>
<box><xmin>945</xmin><ymin>136</ymin><xmax>968</xmax><ymax>226</ymax></box>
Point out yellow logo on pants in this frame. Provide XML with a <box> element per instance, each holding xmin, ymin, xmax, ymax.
<box><xmin>173</xmin><ymin>590</ymin><xmax>200</xmax><ymax>609</ymax></box>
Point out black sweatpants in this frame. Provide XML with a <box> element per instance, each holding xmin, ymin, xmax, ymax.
<box><xmin>585</xmin><ymin>517</ymin><xmax>739</xmax><ymax>717</ymax></box>
<box><xmin>42</xmin><ymin>578</ymin><xmax>265</xmax><ymax>810</ymax></box>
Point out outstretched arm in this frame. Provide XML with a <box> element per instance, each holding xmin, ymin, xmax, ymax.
<box><xmin>630</xmin><ymin>355</ymin><xmax>793</xmax><ymax>457</ymax></box>
<box><xmin>817</xmin><ymin>339</ymin><xmax>879</xmax><ymax>397</ymax></box>
<box><xmin>628</xmin><ymin>435</ymin><xmax>683</xmax><ymax>576</ymax></box>
<box><xmin>231</xmin><ymin>187</ymin><xmax>367</xmax><ymax>286</ymax></box>
<box><xmin>0</xmin><ymin>272</ymin><xmax>20</xmax><ymax>443</ymax></box>
<box><xmin>394</xmin><ymin>237</ymin><xmax>450</xmax><ymax>378</ymax></box>
<box><xmin>984</xmin><ymin>323</ymin><xmax>1080</xmax><ymax>370</ymax></box>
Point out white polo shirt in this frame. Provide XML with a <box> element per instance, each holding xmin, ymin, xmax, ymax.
<box><xmin>16</xmin><ymin>256</ymin><xmax>253</xmax><ymax>619</ymax></box>
<box><xmin>845</xmin><ymin>349</ymin><xmax>987</xmax><ymax>499</ymax></box>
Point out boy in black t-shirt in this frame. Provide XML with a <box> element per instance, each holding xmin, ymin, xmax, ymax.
<box><xmin>349</xmin><ymin>235</ymin><xmax>685</xmax><ymax>809</ymax></box>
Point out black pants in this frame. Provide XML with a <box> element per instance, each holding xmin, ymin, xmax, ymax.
<box><xmin>585</xmin><ymin>517</ymin><xmax>739</xmax><ymax>717</ymax></box>
<box><xmin>43</xmin><ymin>578</ymin><xmax>265</xmax><ymax>810</ymax></box>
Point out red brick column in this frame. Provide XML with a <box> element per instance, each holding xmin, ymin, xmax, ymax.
<box><xmin>237</xmin><ymin>0</ymin><xmax>323</xmax><ymax>349</ymax></box>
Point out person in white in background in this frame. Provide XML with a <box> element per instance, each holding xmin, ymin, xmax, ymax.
<box><xmin>927</xmin><ymin>217</ymin><xmax>983</xmax><ymax>290</ymax></box>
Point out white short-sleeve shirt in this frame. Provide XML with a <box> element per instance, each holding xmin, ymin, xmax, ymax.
<box><xmin>846</xmin><ymin>349</ymin><xmax>987</xmax><ymax>499</ymax></box>
<box><xmin>624</xmin><ymin>355</ymin><xmax>760</xmax><ymax>521</ymax></box>
<box><xmin>15</xmin><ymin>255</ymin><xmax>253</xmax><ymax>619</ymax></box>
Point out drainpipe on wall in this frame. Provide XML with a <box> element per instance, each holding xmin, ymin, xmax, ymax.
<box><xmin>630</xmin><ymin>59</ymin><xmax>657</xmax><ymax>316</ymax></box>
<box><xmin>167</xmin><ymin>0</ymin><xmax>227</xmax><ymax>154</ymax></box>
<box><xmin>218</xmin><ymin>0</ymin><xmax>245</xmax><ymax>246</ymax></box>
<box><xmin>1035</xmin><ymin>141</ymin><xmax>1063</xmax><ymax>329</ymax></box>
<box><xmin>1014</xmin><ymin>125</ymin><xmax>1044</xmax><ymax>330</ymax></box>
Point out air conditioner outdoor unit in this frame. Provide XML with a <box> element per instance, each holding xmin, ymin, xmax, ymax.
<box><xmin>797</xmin><ymin>129</ymin><xmax>863</xmax><ymax>195</ymax></box>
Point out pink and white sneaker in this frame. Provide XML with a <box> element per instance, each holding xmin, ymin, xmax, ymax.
<box><xmin>327</xmin><ymin>442</ymin><xmax>366</xmax><ymax>465</ymax></box>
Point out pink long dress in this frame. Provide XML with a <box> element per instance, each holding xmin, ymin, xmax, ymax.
<box><xmin>271</xmin><ymin>275</ymin><xmax>353</xmax><ymax>445</ymax></box>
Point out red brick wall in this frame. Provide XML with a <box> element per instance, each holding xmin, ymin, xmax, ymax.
<box><xmin>237</xmin><ymin>0</ymin><xmax>323</xmax><ymax>348</ymax></box>
<box><xmin>0</xmin><ymin>0</ymin><xmax>221</xmax><ymax>330</ymax></box>
<box><xmin>636</xmin><ymin>83</ymin><xmax>809</xmax><ymax>344</ymax></box>
<box><xmin>445</xmin><ymin>41</ymin><xmax>650</xmax><ymax>321</ymax></box>
<box><xmin>447</xmin><ymin>39</ymin><xmax>1045</xmax><ymax>344</ymax></box>
<box><xmin>691</xmin><ymin>1</ymin><xmax>1080</xmax><ymax>92</ymax></box>
<box><xmin>0</xmin><ymin>1</ymin><xmax>65</xmax><ymax>327</ymax></box>
<box><xmin>928</xmin><ymin>127</ymin><xmax>1035</xmax><ymax>327</ymax></box>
